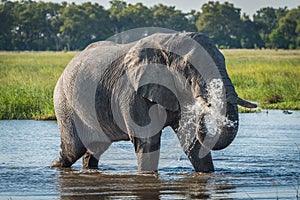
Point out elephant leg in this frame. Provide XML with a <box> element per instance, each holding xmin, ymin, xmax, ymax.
<box><xmin>186</xmin><ymin>139</ymin><xmax>214</xmax><ymax>173</ymax></box>
<box><xmin>82</xmin><ymin>142</ymin><xmax>111</xmax><ymax>169</ymax></box>
<box><xmin>82</xmin><ymin>151</ymin><xmax>99</xmax><ymax>169</ymax></box>
<box><xmin>52</xmin><ymin>79</ymin><xmax>87</xmax><ymax>168</ymax></box>
<box><xmin>132</xmin><ymin>132</ymin><xmax>162</xmax><ymax>173</ymax></box>
<box><xmin>51</xmin><ymin>124</ymin><xmax>87</xmax><ymax>168</ymax></box>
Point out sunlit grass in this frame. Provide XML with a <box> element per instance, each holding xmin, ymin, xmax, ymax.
<box><xmin>0</xmin><ymin>50</ymin><xmax>299</xmax><ymax>119</ymax></box>
<box><xmin>223</xmin><ymin>49</ymin><xmax>300</xmax><ymax>110</ymax></box>
<box><xmin>0</xmin><ymin>52</ymin><xmax>77</xmax><ymax>119</ymax></box>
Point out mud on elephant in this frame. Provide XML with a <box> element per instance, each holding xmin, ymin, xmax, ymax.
<box><xmin>51</xmin><ymin>32</ymin><xmax>256</xmax><ymax>173</ymax></box>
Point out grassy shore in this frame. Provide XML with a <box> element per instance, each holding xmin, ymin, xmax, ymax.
<box><xmin>0</xmin><ymin>50</ymin><xmax>299</xmax><ymax>119</ymax></box>
<box><xmin>0</xmin><ymin>52</ymin><xmax>77</xmax><ymax>119</ymax></box>
<box><xmin>223</xmin><ymin>49</ymin><xmax>300</xmax><ymax>110</ymax></box>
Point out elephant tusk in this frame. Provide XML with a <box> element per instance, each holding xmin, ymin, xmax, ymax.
<box><xmin>237</xmin><ymin>97</ymin><xmax>257</xmax><ymax>108</ymax></box>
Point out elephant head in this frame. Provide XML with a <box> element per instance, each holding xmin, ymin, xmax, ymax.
<box><xmin>122</xmin><ymin>32</ymin><xmax>256</xmax><ymax>154</ymax></box>
<box><xmin>189</xmin><ymin>33</ymin><xmax>257</xmax><ymax>151</ymax></box>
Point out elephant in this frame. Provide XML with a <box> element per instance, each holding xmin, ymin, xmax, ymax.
<box><xmin>51</xmin><ymin>32</ymin><xmax>256</xmax><ymax>173</ymax></box>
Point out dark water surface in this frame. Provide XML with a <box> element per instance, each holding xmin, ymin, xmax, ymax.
<box><xmin>0</xmin><ymin>110</ymin><xmax>299</xmax><ymax>199</ymax></box>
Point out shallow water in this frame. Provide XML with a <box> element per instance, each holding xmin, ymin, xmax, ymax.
<box><xmin>0</xmin><ymin>110</ymin><xmax>299</xmax><ymax>199</ymax></box>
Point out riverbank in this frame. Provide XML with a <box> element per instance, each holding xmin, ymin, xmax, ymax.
<box><xmin>0</xmin><ymin>50</ymin><xmax>299</xmax><ymax>119</ymax></box>
<box><xmin>0</xmin><ymin>51</ymin><xmax>76</xmax><ymax>119</ymax></box>
<box><xmin>223</xmin><ymin>49</ymin><xmax>300</xmax><ymax>110</ymax></box>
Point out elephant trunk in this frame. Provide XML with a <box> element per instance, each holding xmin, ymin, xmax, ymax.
<box><xmin>205</xmin><ymin>98</ymin><xmax>257</xmax><ymax>150</ymax></box>
<box><xmin>210</xmin><ymin>101</ymin><xmax>239</xmax><ymax>150</ymax></box>
<box><xmin>206</xmin><ymin>71</ymin><xmax>257</xmax><ymax>150</ymax></box>
<box><xmin>198</xmin><ymin>77</ymin><xmax>241</xmax><ymax>151</ymax></box>
<box><xmin>237</xmin><ymin>97</ymin><xmax>257</xmax><ymax>108</ymax></box>
<box><xmin>197</xmin><ymin>95</ymin><xmax>239</xmax><ymax>151</ymax></box>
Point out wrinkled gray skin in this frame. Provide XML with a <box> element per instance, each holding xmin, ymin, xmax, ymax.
<box><xmin>51</xmin><ymin>32</ymin><xmax>256</xmax><ymax>173</ymax></box>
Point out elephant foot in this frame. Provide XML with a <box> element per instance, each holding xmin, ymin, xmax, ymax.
<box><xmin>51</xmin><ymin>156</ymin><xmax>72</xmax><ymax>168</ymax></box>
<box><xmin>51</xmin><ymin>159</ymin><xmax>61</xmax><ymax>168</ymax></box>
<box><xmin>82</xmin><ymin>151</ymin><xmax>99</xmax><ymax>169</ymax></box>
<box><xmin>136</xmin><ymin>150</ymin><xmax>160</xmax><ymax>173</ymax></box>
<box><xmin>51</xmin><ymin>152</ymin><xmax>75</xmax><ymax>168</ymax></box>
<box><xmin>186</xmin><ymin>140</ymin><xmax>215</xmax><ymax>173</ymax></box>
<box><xmin>195</xmin><ymin>153</ymin><xmax>215</xmax><ymax>173</ymax></box>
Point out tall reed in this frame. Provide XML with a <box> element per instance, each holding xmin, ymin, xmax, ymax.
<box><xmin>0</xmin><ymin>52</ymin><xmax>76</xmax><ymax>119</ymax></box>
<box><xmin>223</xmin><ymin>49</ymin><xmax>300</xmax><ymax>110</ymax></box>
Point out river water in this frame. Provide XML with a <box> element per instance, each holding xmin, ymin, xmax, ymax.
<box><xmin>0</xmin><ymin>110</ymin><xmax>299</xmax><ymax>199</ymax></box>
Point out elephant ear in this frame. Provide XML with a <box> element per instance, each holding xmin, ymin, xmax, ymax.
<box><xmin>137</xmin><ymin>83</ymin><xmax>179</xmax><ymax>112</ymax></box>
<box><xmin>124</xmin><ymin>44</ymin><xmax>180</xmax><ymax>112</ymax></box>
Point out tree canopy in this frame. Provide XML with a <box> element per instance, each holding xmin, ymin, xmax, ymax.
<box><xmin>0</xmin><ymin>0</ymin><xmax>299</xmax><ymax>50</ymax></box>
<box><xmin>196</xmin><ymin>2</ymin><xmax>245</xmax><ymax>48</ymax></box>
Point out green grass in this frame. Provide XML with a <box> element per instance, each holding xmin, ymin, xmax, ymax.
<box><xmin>0</xmin><ymin>50</ymin><xmax>299</xmax><ymax>119</ymax></box>
<box><xmin>0</xmin><ymin>51</ymin><xmax>77</xmax><ymax>119</ymax></box>
<box><xmin>223</xmin><ymin>49</ymin><xmax>300</xmax><ymax>110</ymax></box>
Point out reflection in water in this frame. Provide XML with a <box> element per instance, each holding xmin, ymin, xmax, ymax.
<box><xmin>0</xmin><ymin>110</ymin><xmax>299</xmax><ymax>199</ymax></box>
<box><xmin>58</xmin><ymin>170</ymin><xmax>162</xmax><ymax>199</ymax></box>
<box><xmin>57</xmin><ymin>169</ymin><xmax>235</xmax><ymax>199</ymax></box>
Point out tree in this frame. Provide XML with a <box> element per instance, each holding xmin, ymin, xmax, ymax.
<box><xmin>11</xmin><ymin>1</ymin><xmax>41</xmax><ymax>50</ymax></box>
<box><xmin>109</xmin><ymin>1</ymin><xmax>153</xmax><ymax>32</ymax></box>
<box><xmin>59</xmin><ymin>2</ymin><xmax>113</xmax><ymax>50</ymax></box>
<box><xmin>1</xmin><ymin>0</ymin><xmax>63</xmax><ymax>50</ymax></box>
<box><xmin>269</xmin><ymin>6</ymin><xmax>300</xmax><ymax>49</ymax></box>
<box><xmin>253</xmin><ymin>7</ymin><xmax>288</xmax><ymax>48</ymax></box>
<box><xmin>269</xmin><ymin>29</ymin><xmax>289</xmax><ymax>49</ymax></box>
<box><xmin>240</xmin><ymin>14</ymin><xmax>264</xmax><ymax>49</ymax></box>
<box><xmin>108</xmin><ymin>1</ymin><xmax>195</xmax><ymax>34</ymax></box>
<box><xmin>43</xmin><ymin>2</ymin><xmax>64</xmax><ymax>50</ymax></box>
<box><xmin>109</xmin><ymin>0</ymin><xmax>127</xmax><ymax>33</ymax></box>
<box><xmin>12</xmin><ymin>1</ymin><xmax>61</xmax><ymax>50</ymax></box>
<box><xmin>152</xmin><ymin>4</ymin><xmax>196</xmax><ymax>31</ymax></box>
<box><xmin>0</xmin><ymin>0</ymin><xmax>16</xmax><ymax>50</ymax></box>
<box><xmin>80</xmin><ymin>3</ymin><xmax>114</xmax><ymax>42</ymax></box>
<box><xmin>196</xmin><ymin>1</ymin><xmax>244</xmax><ymax>48</ymax></box>
<box><xmin>0</xmin><ymin>0</ymin><xmax>298</xmax><ymax>50</ymax></box>
<box><xmin>186</xmin><ymin>10</ymin><xmax>201</xmax><ymax>26</ymax></box>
